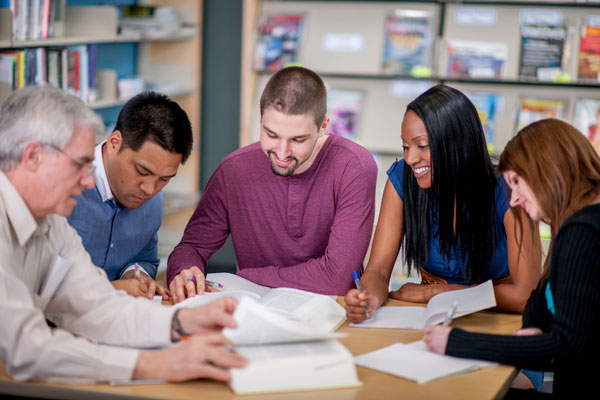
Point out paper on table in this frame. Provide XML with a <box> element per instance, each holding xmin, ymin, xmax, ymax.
<box><xmin>351</xmin><ymin>280</ymin><xmax>496</xmax><ymax>329</ymax></box>
<box><xmin>354</xmin><ymin>340</ymin><xmax>497</xmax><ymax>384</ymax></box>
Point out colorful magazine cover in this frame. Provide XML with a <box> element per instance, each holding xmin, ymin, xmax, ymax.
<box><xmin>466</xmin><ymin>92</ymin><xmax>500</xmax><ymax>153</ymax></box>
<box><xmin>578</xmin><ymin>16</ymin><xmax>600</xmax><ymax>82</ymax></box>
<box><xmin>327</xmin><ymin>89</ymin><xmax>364</xmax><ymax>140</ymax></box>
<box><xmin>446</xmin><ymin>40</ymin><xmax>507</xmax><ymax>79</ymax></box>
<box><xmin>382</xmin><ymin>9</ymin><xmax>433</xmax><ymax>75</ymax></box>
<box><xmin>519</xmin><ymin>25</ymin><xmax>567</xmax><ymax>81</ymax></box>
<box><xmin>574</xmin><ymin>98</ymin><xmax>600</xmax><ymax>154</ymax></box>
<box><xmin>254</xmin><ymin>14</ymin><xmax>303</xmax><ymax>71</ymax></box>
<box><xmin>516</xmin><ymin>98</ymin><xmax>564</xmax><ymax>132</ymax></box>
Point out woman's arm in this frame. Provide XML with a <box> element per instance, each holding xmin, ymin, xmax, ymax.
<box><xmin>493</xmin><ymin>208</ymin><xmax>542</xmax><ymax>312</ymax></box>
<box><xmin>344</xmin><ymin>179</ymin><xmax>403</xmax><ymax>322</ymax></box>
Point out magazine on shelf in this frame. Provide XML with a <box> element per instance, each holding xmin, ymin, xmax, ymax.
<box><xmin>519</xmin><ymin>25</ymin><xmax>567</xmax><ymax>81</ymax></box>
<box><xmin>516</xmin><ymin>97</ymin><xmax>565</xmax><ymax>132</ymax></box>
<box><xmin>466</xmin><ymin>92</ymin><xmax>501</xmax><ymax>153</ymax></box>
<box><xmin>446</xmin><ymin>40</ymin><xmax>507</xmax><ymax>79</ymax></box>
<box><xmin>327</xmin><ymin>89</ymin><xmax>364</xmax><ymax>140</ymax></box>
<box><xmin>381</xmin><ymin>9</ymin><xmax>433</xmax><ymax>75</ymax></box>
<box><xmin>578</xmin><ymin>16</ymin><xmax>600</xmax><ymax>82</ymax></box>
<box><xmin>254</xmin><ymin>14</ymin><xmax>304</xmax><ymax>71</ymax></box>
<box><xmin>574</xmin><ymin>98</ymin><xmax>600</xmax><ymax>154</ymax></box>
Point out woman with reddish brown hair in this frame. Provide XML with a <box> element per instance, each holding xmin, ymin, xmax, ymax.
<box><xmin>425</xmin><ymin>118</ymin><xmax>600</xmax><ymax>398</ymax></box>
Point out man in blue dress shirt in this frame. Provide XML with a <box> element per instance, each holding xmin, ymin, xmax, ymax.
<box><xmin>68</xmin><ymin>92</ymin><xmax>193</xmax><ymax>299</ymax></box>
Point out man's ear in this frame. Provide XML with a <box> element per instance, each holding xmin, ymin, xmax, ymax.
<box><xmin>319</xmin><ymin>116</ymin><xmax>330</xmax><ymax>135</ymax></box>
<box><xmin>21</xmin><ymin>141</ymin><xmax>45</xmax><ymax>172</ymax></box>
<box><xmin>106</xmin><ymin>130</ymin><xmax>123</xmax><ymax>154</ymax></box>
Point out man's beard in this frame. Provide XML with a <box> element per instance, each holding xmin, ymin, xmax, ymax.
<box><xmin>267</xmin><ymin>151</ymin><xmax>299</xmax><ymax>177</ymax></box>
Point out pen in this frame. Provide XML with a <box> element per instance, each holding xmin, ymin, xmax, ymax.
<box><xmin>205</xmin><ymin>280</ymin><xmax>224</xmax><ymax>291</ymax></box>
<box><xmin>353</xmin><ymin>271</ymin><xmax>370</xmax><ymax>318</ymax></box>
<box><xmin>442</xmin><ymin>300</ymin><xmax>459</xmax><ymax>327</ymax></box>
<box><xmin>134</xmin><ymin>263</ymin><xmax>141</xmax><ymax>281</ymax></box>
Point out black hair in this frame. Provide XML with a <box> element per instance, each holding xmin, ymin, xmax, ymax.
<box><xmin>403</xmin><ymin>84</ymin><xmax>499</xmax><ymax>283</ymax></box>
<box><xmin>115</xmin><ymin>91</ymin><xmax>193</xmax><ymax>162</ymax></box>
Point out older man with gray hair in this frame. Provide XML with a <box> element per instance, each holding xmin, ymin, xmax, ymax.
<box><xmin>0</xmin><ymin>86</ymin><xmax>245</xmax><ymax>383</ymax></box>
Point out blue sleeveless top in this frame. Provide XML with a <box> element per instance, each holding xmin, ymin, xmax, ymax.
<box><xmin>387</xmin><ymin>159</ymin><xmax>511</xmax><ymax>285</ymax></box>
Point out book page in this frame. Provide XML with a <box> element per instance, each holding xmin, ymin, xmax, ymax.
<box><xmin>172</xmin><ymin>290</ymin><xmax>260</xmax><ymax>309</ymax></box>
<box><xmin>354</xmin><ymin>340</ymin><xmax>496</xmax><ymax>384</ymax></box>
<box><xmin>206</xmin><ymin>272</ymin><xmax>271</xmax><ymax>297</ymax></box>
<box><xmin>223</xmin><ymin>297</ymin><xmax>343</xmax><ymax>345</ymax></box>
<box><xmin>260</xmin><ymin>288</ymin><xmax>346</xmax><ymax>332</ymax></box>
<box><xmin>423</xmin><ymin>280</ymin><xmax>496</xmax><ymax>326</ymax></box>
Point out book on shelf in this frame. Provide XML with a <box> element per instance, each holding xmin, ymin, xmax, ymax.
<box><xmin>466</xmin><ymin>92</ymin><xmax>501</xmax><ymax>153</ymax></box>
<box><xmin>355</xmin><ymin>340</ymin><xmax>496</xmax><ymax>384</ymax></box>
<box><xmin>578</xmin><ymin>16</ymin><xmax>600</xmax><ymax>82</ymax></box>
<box><xmin>10</xmin><ymin>0</ymin><xmax>65</xmax><ymax>41</ymax></box>
<box><xmin>350</xmin><ymin>279</ymin><xmax>496</xmax><ymax>330</ymax></box>
<box><xmin>574</xmin><ymin>98</ymin><xmax>600</xmax><ymax>154</ymax></box>
<box><xmin>519</xmin><ymin>25</ymin><xmax>567</xmax><ymax>81</ymax></box>
<box><xmin>174</xmin><ymin>273</ymin><xmax>359</xmax><ymax>395</ymax></box>
<box><xmin>446</xmin><ymin>40</ymin><xmax>507</xmax><ymax>79</ymax></box>
<box><xmin>174</xmin><ymin>272</ymin><xmax>347</xmax><ymax>335</ymax></box>
<box><xmin>254</xmin><ymin>14</ymin><xmax>304</xmax><ymax>71</ymax></box>
<box><xmin>327</xmin><ymin>89</ymin><xmax>364</xmax><ymax>140</ymax></box>
<box><xmin>0</xmin><ymin>45</ymin><xmax>97</xmax><ymax>104</ymax></box>
<box><xmin>381</xmin><ymin>9</ymin><xmax>433</xmax><ymax>76</ymax></box>
<box><xmin>516</xmin><ymin>97</ymin><xmax>565</xmax><ymax>132</ymax></box>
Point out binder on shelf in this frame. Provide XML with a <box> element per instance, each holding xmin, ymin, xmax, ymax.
<box><xmin>381</xmin><ymin>9</ymin><xmax>433</xmax><ymax>76</ymax></box>
<box><xmin>516</xmin><ymin>97</ymin><xmax>565</xmax><ymax>132</ymax></box>
<box><xmin>574</xmin><ymin>98</ymin><xmax>600</xmax><ymax>153</ymax></box>
<box><xmin>446</xmin><ymin>40</ymin><xmax>507</xmax><ymax>79</ymax></box>
<box><xmin>578</xmin><ymin>16</ymin><xmax>600</xmax><ymax>83</ymax></box>
<box><xmin>466</xmin><ymin>92</ymin><xmax>501</xmax><ymax>153</ymax></box>
<box><xmin>254</xmin><ymin>14</ymin><xmax>304</xmax><ymax>71</ymax></box>
<box><xmin>327</xmin><ymin>89</ymin><xmax>364</xmax><ymax>140</ymax></box>
<box><xmin>518</xmin><ymin>24</ymin><xmax>567</xmax><ymax>82</ymax></box>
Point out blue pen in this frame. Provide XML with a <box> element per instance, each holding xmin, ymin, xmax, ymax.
<box><xmin>353</xmin><ymin>271</ymin><xmax>370</xmax><ymax>318</ymax></box>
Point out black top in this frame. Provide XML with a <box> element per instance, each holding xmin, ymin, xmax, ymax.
<box><xmin>446</xmin><ymin>203</ymin><xmax>600</xmax><ymax>397</ymax></box>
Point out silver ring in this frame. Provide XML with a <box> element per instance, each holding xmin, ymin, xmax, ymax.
<box><xmin>204</xmin><ymin>355</ymin><xmax>213</xmax><ymax>365</ymax></box>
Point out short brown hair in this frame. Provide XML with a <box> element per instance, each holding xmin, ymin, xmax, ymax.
<box><xmin>499</xmin><ymin>118</ymin><xmax>600</xmax><ymax>278</ymax></box>
<box><xmin>259</xmin><ymin>66</ymin><xmax>327</xmax><ymax>127</ymax></box>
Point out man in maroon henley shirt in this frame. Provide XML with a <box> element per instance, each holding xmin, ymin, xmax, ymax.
<box><xmin>167</xmin><ymin>66</ymin><xmax>378</xmax><ymax>303</ymax></box>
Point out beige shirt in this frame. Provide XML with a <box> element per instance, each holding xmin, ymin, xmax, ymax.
<box><xmin>0</xmin><ymin>170</ymin><xmax>175</xmax><ymax>383</ymax></box>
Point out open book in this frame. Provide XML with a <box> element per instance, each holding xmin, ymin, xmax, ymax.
<box><xmin>175</xmin><ymin>273</ymin><xmax>359</xmax><ymax>394</ymax></box>
<box><xmin>174</xmin><ymin>272</ymin><xmax>346</xmax><ymax>333</ymax></box>
<box><xmin>350</xmin><ymin>280</ymin><xmax>496</xmax><ymax>329</ymax></box>
<box><xmin>355</xmin><ymin>340</ymin><xmax>496</xmax><ymax>384</ymax></box>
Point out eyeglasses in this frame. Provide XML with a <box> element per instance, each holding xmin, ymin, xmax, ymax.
<box><xmin>42</xmin><ymin>143</ymin><xmax>96</xmax><ymax>177</ymax></box>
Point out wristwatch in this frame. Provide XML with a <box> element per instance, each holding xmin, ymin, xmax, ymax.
<box><xmin>171</xmin><ymin>309</ymin><xmax>191</xmax><ymax>338</ymax></box>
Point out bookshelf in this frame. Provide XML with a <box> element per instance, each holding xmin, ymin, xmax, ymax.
<box><xmin>240</xmin><ymin>0</ymin><xmax>600</xmax><ymax>215</ymax></box>
<box><xmin>0</xmin><ymin>0</ymin><xmax>203</xmax><ymax>261</ymax></box>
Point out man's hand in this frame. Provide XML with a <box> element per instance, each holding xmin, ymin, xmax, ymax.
<box><xmin>118</xmin><ymin>270</ymin><xmax>170</xmax><ymax>300</ymax></box>
<box><xmin>133</xmin><ymin>333</ymin><xmax>247</xmax><ymax>382</ymax></box>
<box><xmin>423</xmin><ymin>325</ymin><xmax>452</xmax><ymax>354</ymax></box>
<box><xmin>171</xmin><ymin>297</ymin><xmax>238</xmax><ymax>341</ymax></box>
<box><xmin>343</xmin><ymin>288</ymin><xmax>380</xmax><ymax>324</ymax></box>
<box><xmin>169</xmin><ymin>266</ymin><xmax>219</xmax><ymax>304</ymax></box>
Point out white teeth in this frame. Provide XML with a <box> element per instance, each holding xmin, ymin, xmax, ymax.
<box><xmin>414</xmin><ymin>167</ymin><xmax>429</xmax><ymax>174</ymax></box>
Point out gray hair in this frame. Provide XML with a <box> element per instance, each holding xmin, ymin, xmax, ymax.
<box><xmin>0</xmin><ymin>86</ymin><xmax>104</xmax><ymax>171</ymax></box>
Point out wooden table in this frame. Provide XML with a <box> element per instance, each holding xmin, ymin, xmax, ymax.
<box><xmin>0</xmin><ymin>299</ymin><xmax>522</xmax><ymax>400</ymax></box>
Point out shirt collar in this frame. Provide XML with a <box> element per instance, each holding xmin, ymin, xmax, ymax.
<box><xmin>0</xmin><ymin>170</ymin><xmax>45</xmax><ymax>246</ymax></box>
<box><xmin>93</xmin><ymin>141</ymin><xmax>115</xmax><ymax>203</ymax></box>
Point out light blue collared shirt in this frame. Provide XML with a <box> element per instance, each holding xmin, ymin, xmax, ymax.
<box><xmin>67</xmin><ymin>142</ymin><xmax>163</xmax><ymax>280</ymax></box>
